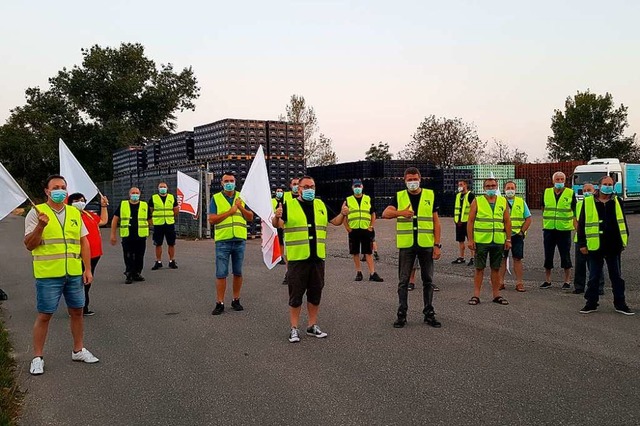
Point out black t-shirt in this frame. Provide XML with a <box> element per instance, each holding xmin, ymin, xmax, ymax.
<box><xmin>343</xmin><ymin>195</ymin><xmax>376</xmax><ymax>215</ymax></box>
<box><xmin>114</xmin><ymin>202</ymin><xmax>151</xmax><ymax>238</ymax></box>
<box><xmin>390</xmin><ymin>190</ymin><xmax>440</xmax><ymax>247</ymax></box>
<box><xmin>282</xmin><ymin>198</ymin><xmax>338</xmax><ymax>260</ymax></box>
<box><xmin>456</xmin><ymin>192</ymin><xmax>475</xmax><ymax>223</ymax></box>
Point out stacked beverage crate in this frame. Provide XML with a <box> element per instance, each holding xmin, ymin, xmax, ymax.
<box><xmin>112</xmin><ymin>146</ymin><xmax>146</xmax><ymax>178</ymax></box>
<box><xmin>515</xmin><ymin>161</ymin><xmax>584</xmax><ymax>209</ymax></box>
<box><xmin>454</xmin><ymin>164</ymin><xmax>516</xmax><ymax>194</ymax></box>
<box><xmin>159</xmin><ymin>131</ymin><xmax>194</xmax><ymax>165</ymax></box>
<box><xmin>145</xmin><ymin>142</ymin><xmax>161</xmax><ymax>169</ymax></box>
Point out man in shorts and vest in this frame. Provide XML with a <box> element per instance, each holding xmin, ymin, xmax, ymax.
<box><xmin>149</xmin><ymin>182</ymin><xmax>179</xmax><ymax>270</ymax></box>
<box><xmin>452</xmin><ymin>180</ymin><xmax>475</xmax><ymax>266</ymax></box>
<box><xmin>24</xmin><ymin>175</ymin><xmax>99</xmax><ymax>375</ymax></box>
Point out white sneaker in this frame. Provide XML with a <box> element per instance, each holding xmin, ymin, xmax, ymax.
<box><xmin>71</xmin><ymin>348</ymin><xmax>99</xmax><ymax>363</ymax></box>
<box><xmin>288</xmin><ymin>327</ymin><xmax>301</xmax><ymax>343</ymax></box>
<box><xmin>30</xmin><ymin>357</ymin><xmax>44</xmax><ymax>375</ymax></box>
<box><xmin>306</xmin><ymin>324</ymin><xmax>328</xmax><ymax>338</ymax></box>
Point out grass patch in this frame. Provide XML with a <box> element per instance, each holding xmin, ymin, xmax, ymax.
<box><xmin>0</xmin><ymin>310</ymin><xmax>21</xmax><ymax>426</ymax></box>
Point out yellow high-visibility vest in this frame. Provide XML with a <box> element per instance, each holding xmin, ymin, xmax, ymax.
<box><xmin>473</xmin><ymin>196</ymin><xmax>507</xmax><ymax>244</ymax></box>
<box><xmin>151</xmin><ymin>194</ymin><xmax>176</xmax><ymax>225</ymax></box>
<box><xmin>509</xmin><ymin>196</ymin><xmax>526</xmax><ymax>234</ymax></box>
<box><xmin>284</xmin><ymin>198</ymin><xmax>328</xmax><ymax>260</ymax></box>
<box><xmin>213</xmin><ymin>192</ymin><xmax>247</xmax><ymax>241</ymax></box>
<box><xmin>396</xmin><ymin>189</ymin><xmax>435</xmax><ymax>249</ymax></box>
<box><xmin>32</xmin><ymin>203</ymin><xmax>83</xmax><ymax>278</ymax></box>
<box><xmin>584</xmin><ymin>196</ymin><xmax>628</xmax><ymax>251</ymax></box>
<box><xmin>543</xmin><ymin>188</ymin><xmax>574</xmax><ymax>231</ymax></box>
<box><xmin>454</xmin><ymin>192</ymin><xmax>471</xmax><ymax>223</ymax></box>
<box><xmin>119</xmin><ymin>201</ymin><xmax>150</xmax><ymax>238</ymax></box>
<box><xmin>346</xmin><ymin>195</ymin><xmax>372</xmax><ymax>229</ymax></box>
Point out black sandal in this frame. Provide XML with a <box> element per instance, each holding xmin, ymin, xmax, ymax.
<box><xmin>468</xmin><ymin>296</ymin><xmax>480</xmax><ymax>305</ymax></box>
<box><xmin>493</xmin><ymin>296</ymin><xmax>509</xmax><ymax>305</ymax></box>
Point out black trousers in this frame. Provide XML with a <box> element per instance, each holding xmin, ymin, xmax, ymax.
<box><xmin>586</xmin><ymin>251</ymin><xmax>625</xmax><ymax>307</ymax></box>
<box><xmin>398</xmin><ymin>246</ymin><xmax>435</xmax><ymax>316</ymax></box>
<box><xmin>81</xmin><ymin>256</ymin><xmax>101</xmax><ymax>310</ymax></box>
<box><xmin>122</xmin><ymin>237</ymin><xmax>147</xmax><ymax>277</ymax></box>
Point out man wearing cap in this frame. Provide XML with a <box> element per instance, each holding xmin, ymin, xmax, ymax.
<box><xmin>344</xmin><ymin>179</ymin><xmax>383</xmax><ymax>282</ymax></box>
<box><xmin>149</xmin><ymin>182</ymin><xmax>179</xmax><ymax>270</ymax></box>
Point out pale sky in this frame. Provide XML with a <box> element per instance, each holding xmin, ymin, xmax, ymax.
<box><xmin>1</xmin><ymin>0</ymin><xmax>639</xmax><ymax>162</ymax></box>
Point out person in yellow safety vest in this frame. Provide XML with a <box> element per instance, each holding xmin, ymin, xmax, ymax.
<box><xmin>452</xmin><ymin>180</ymin><xmax>475</xmax><ymax>266</ymax></box>
<box><xmin>382</xmin><ymin>167</ymin><xmax>442</xmax><ymax>329</ymax></box>
<box><xmin>110</xmin><ymin>187</ymin><xmax>151</xmax><ymax>284</ymax></box>
<box><xmin>282</xmin><ymin>177</ymin><xmax>300</xmax><ymax>205</ymax></box>
<box><xmin>498</xmin><ymin>181</ymin><xmax>532</xmax><ymax>293</ymax></box>
<box><xmin>272</xmin><ymin>187</ymin><xmax>286</xmax><ymax>265</ymax></box>
<box><xmin>467</xmin><ymin>178</ymin><xmax>512</xmax><ymax>306</ymax></box>
<box><xmin>24</xmin><ymin>175</ymin><xmax>99</xmax><ymax>376</ymax></box>
<box><xmin>272</xmin><ymin>176</ymin><xmax>349</xmax><ymax>343</ymax></box>
<box><xmin>572</xmin><ymin>183</ymin><xmax>604</xmax><ymax>295</ymax></box>
<box><xmin>344</xmin><ymin>179</ymin><xmax>383</xmax><ymax>282</ymax></box>
<box><xmin>577</xmin><ymin>176</ymin><xmax>633</xmax><ymax>315</ymax></box>
<box><xmin>208</xmin><ymin>172</ymin><xmax>254</xmax><ymax>316</ymax></box>
<box><xmin>540</xmin><ymin>171</ymin><xmax>577</xmax><ymax>290</ymax></box>
<box><xmin>149</xmin><ymin>182</ymin><xmax>179</xmax><ymax>271</ymax></box>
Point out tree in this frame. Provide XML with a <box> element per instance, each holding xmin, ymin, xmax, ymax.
<box><xmin>484</xmin><ymin>139</ymin><xmax>529</xmax><ymax>164</ymax></box>
<box><xmin>283</xmin><ymin>94</ymin><xmax>319</xmax><ymax>165</ymax></box>
<box><xmin>547</xmin><ymin>90</ymin><xmax>638</xmax><ymax>162</ymax></box>
<box><xmin>0</xmin><ymin>42</ymin><xmax>200</xmax><ymax>195</ymax></box>
<box><xmin>308</xmin><ymin>134</ymin><xmax>337</xmax><ymax>166</ymax></box>
<box><xmin>400</xmin><ymin>115</ymin><xmax>486</xmax><ymax>168</ymax></box>
<box><xmin>365</xmin><ymin>142</ymin><xmax>393</xmax><ymax>161</ymax></box>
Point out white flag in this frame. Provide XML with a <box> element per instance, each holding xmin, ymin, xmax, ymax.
<box><xmin>240</xmin><ymin>145</ymin><xmax>282</xmax><ymax>269</ymax></box>
<box><xmin>177</xmin><ymin>171</ymin><xmax>200</xmax><ymax>217</ymax></box>
<box><xmin>0</xmin><ymin>162</ymin><xmax>29</xmax><ymax>221</ymax></box>
<box><xmin>59</xmin><ymin>138</ymin><xmax>98</xmax><ymax>202</ymax></box>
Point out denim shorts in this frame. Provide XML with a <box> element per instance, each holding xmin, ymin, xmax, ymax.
<box><xmin>215</xmin><ymin>240</ymin><xmax>246</xmax><ymax>278</ymax></box>
<box><xmin>35</xmin><ymin>275</ymin><xmax>85</xmax><ymax>313</ymax></box>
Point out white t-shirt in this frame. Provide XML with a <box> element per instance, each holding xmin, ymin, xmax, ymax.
<box><xmin>25</xmin><ymin>206</ymin><xmax>89</xmax><ymax>237</ymax></box>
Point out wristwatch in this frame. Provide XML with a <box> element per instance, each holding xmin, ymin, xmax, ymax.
<box><xmin>434</xmin><ymin>243</ymin><xmax>442</xmax><ymax>248</ymax></box>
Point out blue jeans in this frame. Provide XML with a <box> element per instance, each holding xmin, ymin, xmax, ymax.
<box><xmin>215</xmin><ymin>240</ymin><xmax>246</xmax><ymax>278</ymax></box>
<box><xmin>35</xmin><ymin>275</ymin><xmax>85</xmax><ymax>313</ymax></box>
<box><xmin>585</xmin><ymin>251</ymin><xmax>625</xmax><ymax>307</ymax></box>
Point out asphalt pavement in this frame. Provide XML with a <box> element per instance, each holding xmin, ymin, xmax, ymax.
<box><xmin>1</xmin><ymin>212</ymin><xmax>639</xmax><ymax>426</ymax></box>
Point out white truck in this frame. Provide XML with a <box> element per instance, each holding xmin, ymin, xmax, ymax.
<box><xmin>572</xmin><ymin>158</ymin><xmax>640</xmax><ymax>211</ymax></box>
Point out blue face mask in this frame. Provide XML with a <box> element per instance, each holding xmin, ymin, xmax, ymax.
<box><xmin>302</xmin><ymin>189</ymin><xmax>315</xmax><ymax>201</ymax></box>
<box><xmin>583</xmin><ymin>191</ymin><xmax>593</xmax><ymax>197</ymax></box>
<box><xmin>554</xmin><ymin>182</ymin><xmax>564</xmax><ymax>190</ymax></box>
<box><xmin>600</xmin><ymin>185</ymin><xmax>614</xmax><ymax>195</ymax></box>
<box><xmin>159</xmin><ymin>187</ymin><xmax>168</xmax><ymax>195</ymax></box>
<box><xmin>485</xmin><ymin>189</ymin><xmax>497</xmax><ymax>197</ymax></box>
<box><xmin>50</xmin><ymin>189</ymin><xmax>67</xmax><ymax>203</ymax></box>
<box><xmin>292</xmin><ymin>185</ymin><xmax>299</xmax><ymax>194</ymax></box>
<box><xmin>223</xmin><ymin>182</ymin><xmax>236</xmax><ymax>192</ymax></box>
<box><xmin>130</xmin><ymin>194</ymin><xmax>140</xmax><ymax>202</ymax></box>
<box><xmin>275</xmin><ymin>192</ymin><xmax>283</xmax><ymax>199</ymax></box>
<box><xmin>353</xmin><ymin>187</ymin><xmax>363</xmax><ymax>195</ymax></box>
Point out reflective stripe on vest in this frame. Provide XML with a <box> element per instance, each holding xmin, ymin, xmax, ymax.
<box><xmin>474</xmin><ymin>196</ymin><xmax>507</xmax><ymax>244</ymax></box>
<box><xmin>151</xmin><ymin>194</ymin><xmax>175</xmax><ymax>225</ymax></box>
<box><xmin>509</xmin><ymin>196</ymin><xmax>526</xmax><ymax>234</ymax></box>
<box><xmin>574</xmin><ymin>200</ymin><xmax>584</xmax><ymax>243</ymax></box>
<box><xmin>119</xmin><ymin>201</ymin><xmax>150</xmax><ymax>238</ymax></box>
<box><xmin>284</xmin><ymin>198</ymin><xmax>328</xmax><ymax>260</ymax></box>
<box><xmin>584</xmin><ymin>196</ymin><xmax>628</xmax><ymax>251</ymax></box>
<box><xmin>543</xmin><ymin>188</ymin><xmax>575</xmax><ymax>231</ymax></box>
<box><xmin>213</xmin><ymin>192</ymin><xmax>247</xmax><ymax>241</ymax></box>
<box><xmin>32</xmin><ymin>203</ymin><xmax>83</xmax><ymax>278</ymax></box>
<box><xmin>346</xmin><ymin>195</ymin><xmax>372</xmax><ymax>229</ymax></box>
<box><xmin>396</xmin><ymin>190</ymin><xmax>435</xmax><ymax>249</ymax></box>
<box><xmin>454</xmin><ymin>192</ymin><xmax>471</xmax><ymax>223</ymax></box>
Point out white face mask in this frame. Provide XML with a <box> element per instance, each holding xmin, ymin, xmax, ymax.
<box><xmin>457</xmin><ymin>186</ymin><xmax>464</xmax><ymax>193</ymax></box>
<box><xmin>72</xmin><ymin>201</ymin><xmax>86</xmax><ymax>211</ymax></box>
<box><xmin>505</xmin><ymin>190</ymin><xmax>516</xmax><ymax>198</ymax></box>
<box><xmin>406</xmin><ymin>181</ymin><xmax>420</xmax><ymax>191</ymax></box>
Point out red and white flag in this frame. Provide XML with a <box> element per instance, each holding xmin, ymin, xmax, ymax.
<box><xmin>59</xmin><ymin>139</ymin><xmax>99</xmax><ymax>202</ymax></box>
<box><xmin>177</xmin><ymin>171</ymin><xmax>200</xmax><ymax>217</ymax></box>
<box><xmin>240</xmin><ymin>145</ymin><xmax>282</xmax><ymax>269</ymax></box>
<box><xmin>0</xmin><ymin>162</ymin><xmax>29</xmax><ymax>221</ymax></box>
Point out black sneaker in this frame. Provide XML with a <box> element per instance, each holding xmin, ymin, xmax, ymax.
<box><xmin>467</xmin><ymin>258</ymin><xmax>474</xmax><ymax>266</ymax></box>
<box><xmin>306</xmin><ymin>324</ymin><xmax>328</xmax><ymax>338</ymax></box>
<box><xmin>572</xmin><ymin>289</ymin><xmax>584</xmax><ymax>294</ymax></box>
<box><xmin>212</xmin><ymin>303</ymin><xmax>224</xmax><ymax>315</ymax></box>
<box><xmin>373</xmin><ymin>251</ymin><xmax>380</xmax><ymax>261</ymax></box>
<box><xmin>151</xmin><ymin>261</ymin><xmax>162</xmax><ymax>270</ymax></box>
<box><xmin>369</xmin><ymin>272</ymin><xmax>384</xmax><ymax>282</ymax></box>
<box><xmin>393</xmin><ymin>316</ymin><xmax>407</xmax><ymax>328</ymax></box>
<box><xmin>125</xmin><ymin>275</ymin><xmax>133</xmax><ymax>284</ymax></box>
<box><xmin>561</xmin><ymin>283</ymin><xmax>571</xmax><ymax>291</ymax></box>
<box><xmin>168</xmin><ymin>260</ymin><xmax>178</xmax><ymax>269</ymax></box>
<box><xmin>83</xmin><ymin>309</ymin><xmax>95</xmax><ymax>317</ymax></box>
<box><xmin>133</xmin><ymin>274</ymin><xmax>145</xmax><ymax>282</ymax></box>
<box><xmin>540</xmin><ymin>282</ymin><xmax>552</xmax><ymax>289</ymax></box>
<box><xmin>355</xmin><ymin>271</ymin><xmax>363</xmax><ymax>281</ymax></box>
<box><xmin>615</xmin><ymin>305</ymin><xmax>635</xmax><ymax>316</ymax></box>
<box><xmin>408</xmin><ymin>283</ymin><xmax>415</xmax><ymax>291</ymax></box>
<box><xmin>424</xmin><ymin>313</ymin><xmax>442</xmax><ymax>328</ymax></box>
<box><xmin>579</xmin><ymin>304</ymin><xmax>598</xmax><ymax>314</ymax></box>
<box><xmin>451</xmin><ymin>257</ymin><xmax>465</xmax><ymax>264</ymax></box>
<box><xmin>231</xmin><ymin>299</ymin><xmax>244</xmax><ymax>311</ymax></box>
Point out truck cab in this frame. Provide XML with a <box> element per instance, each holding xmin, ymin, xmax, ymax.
<box><xmin>572</xmin><ymin>158</ymin><xmax>640</xmax><ymax>212</ymax></box>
